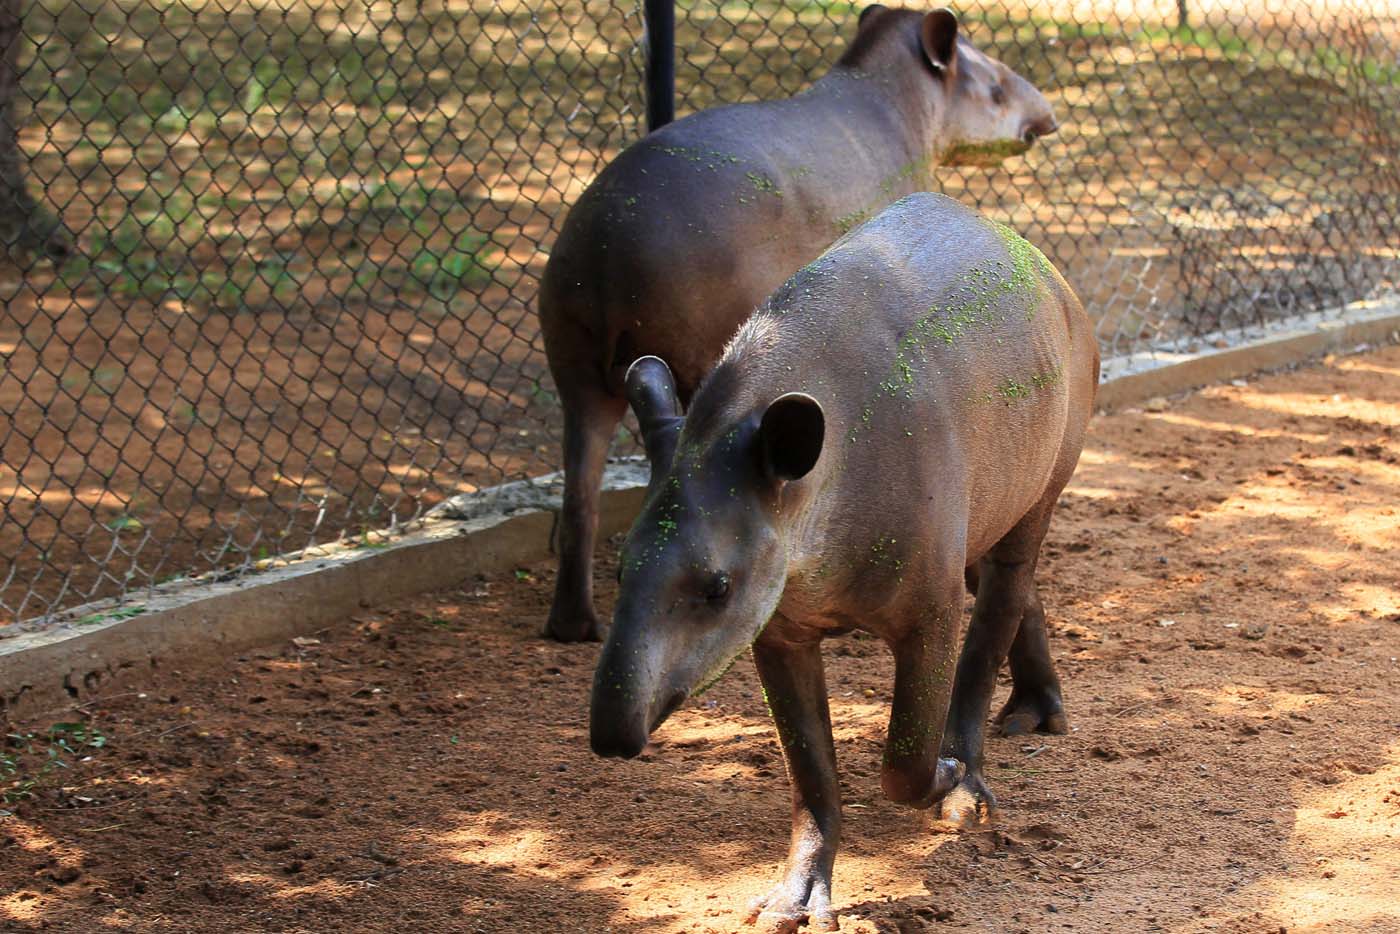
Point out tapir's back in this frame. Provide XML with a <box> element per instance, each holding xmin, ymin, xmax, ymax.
<box><xmin>540</xmin><ymin>83</ymin><xmax>908</xmax><ymax>397</ymax></box>
<box><xmin>698</xmin><ymin>192</ymin><xmax>1098</xmax><ymax>569</ymax></box>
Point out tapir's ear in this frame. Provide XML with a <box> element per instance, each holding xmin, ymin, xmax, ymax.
<box><xmin>920</xmin><ymin>9</ymin><xmax>959</xmax><ymax>76</ymax></box>
<box><xmin>625</xmin><ymin>356</ymin><xmax>684</xmax><ymax>476</ymax></box>
<box><xmin>757</xmin><ymin>392</ymin><xmax>825</xmax><ymax>484</ymax></box>
<box><xmin>857</xmin><ymin>4</ymin><xmax>888</xmax><ymax>29</ymax></box>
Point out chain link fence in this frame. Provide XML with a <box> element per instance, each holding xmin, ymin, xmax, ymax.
<box><xmin>1</xmin><ymin>0</ymin><xmax>1397</xmax><ymax>626</ymax></box>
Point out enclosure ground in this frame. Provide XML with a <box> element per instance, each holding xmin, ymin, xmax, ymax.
<box><xmin>3</xmin><ymin>345</ymin><xmax>1399</xmax><ymax>933</ymax></box>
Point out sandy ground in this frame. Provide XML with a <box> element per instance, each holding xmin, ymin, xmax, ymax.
<box><xmin>2</xmin><ymin>343</ymin><xmax>1399</xmax><ymax>933</ymax></box>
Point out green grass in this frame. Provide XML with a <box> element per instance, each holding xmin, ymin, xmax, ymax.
<box><xmin>75</xmin><ymin>604</ymin><xmax>146</xmax><ymax>626</ymax></box>
<box><xmin>56</xmin><ymin>179</ymin><xmax>496</xmax><ymax>313</ymax></box>
<box><xmin>25</xmin><ymin>0</ymin><xmax>509</xmax><ymax>316</ymax></box>
<box><xmin>3</xmin><ymin>721</ymin><xmax>109</xmax><ymax>804</ymax></box>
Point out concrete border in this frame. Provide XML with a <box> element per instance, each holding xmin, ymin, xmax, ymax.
<box><xmin>3</xmin><ymin>300</ymin><xmax>1398</xmax><ymax>719</ymax></box>
<box><xmin>0</xmin><ymin>465</ymin><xmax>648</xmax><ymax>718</ymax></box>
<box><xmin>1096</xmin><ymin>298</ymin><xmax>1400</xmax><ymax>411</ymax></box>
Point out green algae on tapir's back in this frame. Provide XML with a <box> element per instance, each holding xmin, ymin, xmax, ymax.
<box><xmin>844</xmin><ymin>216</ymin><xmax>1055</xmax><ymax>441</ymax></box>
<box><xmin>968</xmin><ymin>362</ymin><xmax>1065</xmax><ymax>407</ymax></box>
<box><xmin>988</xmin><ymin>218</ymin><xmax>1054</xmax><ymax>305</ymax></box>
<box><xmin>650</xmin><ymin>143</ymin><xmax>744</xmax><ymax>173</ymax></box>
<box><xmin>746</xmin><ymin>171</ymin><xmax>782</xmax><ymax>196</ymax></box>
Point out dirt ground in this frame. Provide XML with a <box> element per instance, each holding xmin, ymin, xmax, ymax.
<box><xmin>3</xmin><ymin>344</ymin><xmax>1399</xmax><ymax>933</ymax></box>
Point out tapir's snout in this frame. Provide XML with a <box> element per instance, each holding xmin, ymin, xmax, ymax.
<box><xmin>589</xmin><ymin>686</ymin><xmax>686</xmax><ymax>759</ymax></box>
<box><xmin>1020</xmin><ymin>114</ymin><xmax>1059</xmax><ymax>147</ymax></box>
<box><xmin>590</xmin><ymin>713</ymin><xmax>650</xmax><ymax>759</ymax></box>
<box><xmin>590</xmin><ymin>619</ymin><xmax>691</xmax><ymax>759</ymax></box>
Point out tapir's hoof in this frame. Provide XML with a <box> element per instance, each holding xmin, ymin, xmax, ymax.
<box><xmin>745</xmin><ymin>880</ymin><xmax>838</xmax><ymax>933</ymax></box>
<box><xmin>995</xmin><ymin>689</ymin><xmax>1069</xmax><ymax>737</ymax></box>
<box><xmin>930</xmin><ymin>775</ymin><xmax>998</xmax><ymax>832</ymax></box>
<box><xmin>543</xmin><ymin>610</ymin><xmax>602</xmax><ymax>643</ymax></box>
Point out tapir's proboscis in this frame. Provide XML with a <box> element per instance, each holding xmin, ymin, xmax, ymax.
<box><xmin>541</xmin><ymin>5</ymin><xmax>1059</xmax><ymax>641</ymax></box>
<box><xmin>590</xmin><ymin>193</ymin><xmax>1098</xmax><ymax>932</ymax></box>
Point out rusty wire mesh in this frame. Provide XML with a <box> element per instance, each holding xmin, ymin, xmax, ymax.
<box><xmin>1</xmin><ymin>0</ymin><xmax>1398</xmax><ymax>626</ymax></box>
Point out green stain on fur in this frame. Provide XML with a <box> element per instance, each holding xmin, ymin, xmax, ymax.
<box><xmin>833</xmin><ymin>155</ymin><xmax>936</xmax><ymax>235</ymax></box>
<box><xmin>746</xmin><ymin>171</ymin><xmax>782</xmax><ymax>196</ymax></box>
<box><xmin>834</xmin><ymin>207</ymin><xmax>870</xmax><ymax>234</ymax></box>
<box><xmin>845</xmin><ymin>222</ymin><xmax>1056</xmax><ymax>440</ymax></box>
<box><xmin>653</xmin><ymin>144</ymin><xmax>742</xmax><ymax>171</ymax></box>
<box><xmin>989</xmin><ymin>220</ymin><xmax>1054</xmax><ymax>317</ymax></box>
<box><xmin>970</xmin><ymin>362</ymin><xmax>1065</xmax><ymax>406</ymax></box>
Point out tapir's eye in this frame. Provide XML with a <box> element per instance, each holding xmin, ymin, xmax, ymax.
<box><xmin>703</xmin><ymin>572</ymin><xmax>731</xmax><ymax>605</ymax></box>
<box><xmin>990</xmin><ymin>84</ymin><xmax>1007</xmax><ymax>106</ymax></box>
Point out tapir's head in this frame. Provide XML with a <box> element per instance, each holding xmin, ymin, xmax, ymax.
<box><xmin>849</xmin><ymin>6</ymin><xmax>1058</xmax><ymax>166</ymax></box>
<box><xmin>590</xmin><ymin>356</ymin><xmax>824</xmax><ymax>759</ymax></box>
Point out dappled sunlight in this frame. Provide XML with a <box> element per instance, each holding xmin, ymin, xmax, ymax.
<box><xmin>1231</xmin><ymin>390</ymin><xmax>1400</xmax><ymax>429</ymax></box>
<box><xmin>1058</xmin><ymin>483</ymin><xmax>1125</xmax><ymax>500</ymax></box>
<box><xmin>0</xmin><ymin>892</ymin><xmax>44</xmax><ymax>925</ymax></box>
<box><xmin>1074</xmin><ymin>443</ymin><xmax>1177</xmax><ymax>477</ymax></box>
<box><xmin>1334</xmin><ymin>358</ymin><xmax>1400</xmax><ymax>380</ymax></box>
<box><xmin>224</xmin><ymin>871</ymin><xmax>361</xmax><ymax>901</ymax></box>
<box><xmin>651</xmin><ymin>711</ymin><xmax>772</xmax><ymax>749</ymax></box>
<box><xmin>1194</xmin><ymin>481</ymin><xmax>1369</xmax><ymax>545</ymax></box>
<box><xmin>1271</xmin><ymin>757</ymin><xmax>1400</xmax><ymax>929</ymax></box>
<box><xmin>6</xmin><ymin>347</ymin><xmax>1400</xmax><ymax>930</ymax></box>
<box><xmin>1182</xmin><ymin>682</ymin><xmax>1325</xmax><ymax>721</ymax></box>
<box><xmin>435</xmin><ymin>819</ymin><xmax>561</xmax><ymax>872</ymax></box>
<box><xmin>1074</xmin><ymin>446</ymin><xmax>1119</xmax><ymax>466</ymax></box>
<box><xmin>1336</xmin><ymin>582</ymin><xmax>1400</xmax><ymax>622</ymax></box>
<box><xmin>1192</xmin><ymin>744</ymin><xmax>1400</xmax><ymax>933</ymax></box>
<box><xmin>0</xmin><ymin>817</ymin><xmax>89</xmax><ymax>925</ymax></box>
<box><xmin>434</xmin><ymin>811</ymin><xmax>763</xmax><ymax>926</ymax></box>
<box><xmin>1144</xmin><ymin>409</ymin><xmax>1331</xmax><ymax>444</ymax></box>
<box><xmin>2</xmin><ymin>817</ymin><xmax>85</xmax><ymax>866</ymax></box>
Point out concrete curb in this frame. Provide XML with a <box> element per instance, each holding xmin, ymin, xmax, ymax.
<box><xmin>3</xmin><ymin>300</ymin><xmax>1398</xmax><ymax>719</ymax></box>
<box><xmin>1</xmin><ymin>469</ymin><xmax>648</xmax><ymax>718</ymax></box>
<box><xmin>1096</xmin><ymin>298</ymin><xmax>1400</xmax><ymax>412</ymax></box>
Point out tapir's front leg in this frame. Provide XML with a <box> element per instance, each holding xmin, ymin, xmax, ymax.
<box><xmin>881</xmin><ymin>606</ymin><xmax>965</xmax><ymax>809</ymax></box>
<box><xmin>747</xmin><ymin>629</ymin><xmax>840</xmax><ymax>933</ymax></box>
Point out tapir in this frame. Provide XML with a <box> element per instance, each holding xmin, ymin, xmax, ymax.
<box><xmin>590</xmin><ymin>192</ymin><xmax>1098</xmax><ymax>932</ymax></box>
<box><xmin>540</xmin><ymin>5</ymin><xmax>1059</xmax><ymax>641</ymax></box>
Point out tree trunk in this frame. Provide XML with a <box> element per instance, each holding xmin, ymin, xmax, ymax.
<box><xmin>0</xmin><ymin>0</ymin><xmax>66</xmax><ymax>260</ymax></box>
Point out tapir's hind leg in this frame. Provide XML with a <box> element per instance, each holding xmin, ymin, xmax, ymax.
<box><xmin>545</xmin><ymin>382</ymin><xmax>627</xmax><ymax>642</ymax></box>
<box><xmin>960</xmin><ymin>542</ymin><xmax>1068</xmax><ymax>736</ymax></box>
<box><xmin>994</xmin><ymin>590</ymin><xmax>1069</xmax><ymax>736</ymax></box>
<box><xmin>936</xmin><ymin>500</ymin><xmax>1060</xmax><ymax>828</ymax></box>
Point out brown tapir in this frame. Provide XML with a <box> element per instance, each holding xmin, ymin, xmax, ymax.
<box><xmin>589</xmin><ymin>192</ymin><xmax>1098</xmax><ymax>931</ymax></box>
<box><xmin>541</xmin><ymin>5</ymin><xmax>1059</xmax><ymax>641</ymax></box>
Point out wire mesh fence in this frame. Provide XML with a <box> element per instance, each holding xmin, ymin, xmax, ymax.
<box><xmin>1</xmin><ymin>0</ymin><xmax>1397</xmax><ymax>626</ymax></box>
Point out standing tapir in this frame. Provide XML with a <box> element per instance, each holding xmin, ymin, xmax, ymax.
<box><xmin>590</xmin><ymin>192</ymin><xmax>1098</xmax><ymax>932</ymax></box>
<box><xmin>541</xmin><ymin>5</ymin><xmax>1059</xmax><ymax>641</ymax></box>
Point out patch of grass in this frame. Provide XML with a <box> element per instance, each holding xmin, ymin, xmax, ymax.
<box><xmin>530</xmin><ymin>380</ymin><xmax>561</xmax><ymax>408</ymax></box>
<box><xmin>352</xmin><ymin>527</ymin><xmax>390</xmax><ymax>550</ymax></box>
<box><xmin>405</xmin><ymin>231</ymin><xmax>495</xmax><ymax>299</ymax></box>
<box><xmin>3</xmin><ymin>722</ymin><xmax>109</xmax><ymax>804</ymax></box>
<box><xmin>1138</xmin><ymin>22</ymin><xmax>1252</xmax><ymax>58</ymax></box>
<box><xmin>105</xmin><ymin>514</ymin><xmax>144</xmax><ymax>533</ymax></box>
<box><xmin>22</xmin><ymin>0</ymin><xmax>509</xmax><ymax>320</ymax></box>
<box><xmin>75</xmin><ymin>604</ymin><xmax>146</xmax><ymax>626</ymax></box>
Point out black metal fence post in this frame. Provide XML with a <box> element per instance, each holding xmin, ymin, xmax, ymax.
<box><xmin>644</xmin><ymin>0</ymin><xmax>675</xmax><ymax>131</ymax></box>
